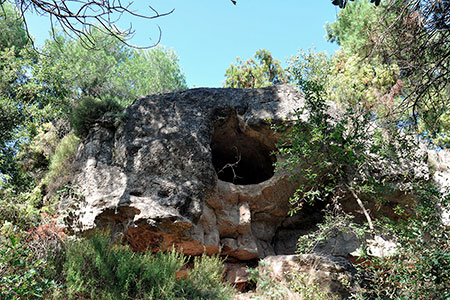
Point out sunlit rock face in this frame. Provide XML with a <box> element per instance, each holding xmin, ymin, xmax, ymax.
<box><xmin>259</xmin><ymin>254</ymin><xmax>362</xmax><ymax>299</ymax></box>
<box><xmin>64</xmin><ymin>85</ymin><xmax>311</xmax><ymax>260</ymax></box>
<box><xmin>428</xmin><ymin>149</ymin><xmax>450</xmax><ymax>227</ymax></box>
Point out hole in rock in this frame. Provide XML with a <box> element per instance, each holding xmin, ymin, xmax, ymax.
<box><xmin>129</xmin><ymin>190</ymin><xmax>143</xmax><ymax>197</ymax></box>
<box><xmin>211</xmin><ymin>113</ymin><xmax>276</xmax><ymax>185</ymax></box>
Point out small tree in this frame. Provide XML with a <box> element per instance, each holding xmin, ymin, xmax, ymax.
<box><xmin>224</xmin><ymin>49</ymin><xmax>288</xmax><ymax>88</ymax></box>
<box><xmin>326</xmin><ymin>0</ymin><xmax>450</xmax><ymax>147</ymax></box>
<box><xmin>278</xmin><ymin>57</ymin><xmax>419</xmax><ymax>230</ymax></box>
<box><xmin>280</xmin><ymin>47</ymin><xmax>450</xmax><ymax>299</ymax></box>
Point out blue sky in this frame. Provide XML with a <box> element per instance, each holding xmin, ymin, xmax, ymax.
<box><xmin>25</xmin><ymin>1</ymin><xmax>340</xmax><ymax>88</ymax></box>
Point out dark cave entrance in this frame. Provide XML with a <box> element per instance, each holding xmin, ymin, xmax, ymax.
<box><xmin>211</xmin><ymin>112</ymin><xmax>276</xmax><ymax>185</ymax></box>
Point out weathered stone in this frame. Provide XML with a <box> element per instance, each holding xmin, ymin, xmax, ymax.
<box><xmin>259</xmin><ymin>254</ymin><xmax>362</xmax><ymax>299</ymax></box>
<box><xmin>428</xmin><ymin>149</ymin><xmax>450</xmax><ymax>227</ymax></box>
<box><xmin>224</xmin><ymin>262</ymin><xmax>250</xmax><ymax>291</ymax></box>
<box><xmin>63</xmin><ymin>84</ymin><xmax>432</xmax><ymax>261</ymax></box>
<box><xmin>65</xmin><ymin>85</ymin><xmax>306</xmax><ymax>259</ymax></box>
<box><xmin>315</xmin><ymin>231</ymin><xmax>362</xmax><ymax>257</ymax></box>
<box><xmin>365</xmin><ymin>235</ymin><xmax>399</xmax><ymax>257</ymax></box>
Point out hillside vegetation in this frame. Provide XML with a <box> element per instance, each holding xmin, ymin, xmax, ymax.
<box><xmin>1</xmin><ymin>0</ymin><xmax>450</xmax><ymax>299</ymax></box>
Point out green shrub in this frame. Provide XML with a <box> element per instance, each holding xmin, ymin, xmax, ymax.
<box><xmin>64</xmin><ymin>232</ymin><xmax>235</xmax><ymax>300</ymax></box>
<box><xmin>365</xmin><ymin>183</ymin><xmax>450</xmax><ymax>299</ymax></box>
<box><xmin>179</xmin><ymin>253</ymin><xmax>235</xmax><ymax>300</ymax></box>
<box><xmin>0</xmin><ymin>185</ymin><xmax>41</xmax><ymax>230</ymax></box>
<box><xmin>70</xmin><ymin>95</ymin><xmax>123</xmax><ymax>137</ymax></box>
<box><xmin>0</xmin><ymin>235</ymin><xmax>57</xmax><ymax>300</ymax></box>
<box><xmin>40</xmin><ymin>132</ymin><xmax>80</xmax><ymax>202</ymax></box>
<box><xmin>47</xmin><ymin>133</ymin><xmax>79</xmax><ymax>180</ymax></box>
<box><xmin>282</xmin><ymin>51</ymin><xmax>450</xmax><ymax>299</ymax></box>
<box><xmin>247</xmin><ymin>262</ymin><xmax>332</xmax><ymax>300</ymax></box>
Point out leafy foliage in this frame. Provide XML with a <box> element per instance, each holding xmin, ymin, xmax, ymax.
<box><xmin>0</xmin><ymin>186</ymin><xmax>41</xmax><ymax>230</ymax></box>
<box><xmin>1</xmin><ymin>228</ymin><xmax>235</xmax><ymax>300</ymax></box>
<box><xmin>288</xmin><ymin>49</ymin><xmax>332</xmax><ymax>97</ymax></box>
<box><xmin>40</xmin><ymin>30</ymin><xmax>187</xmax><ymax>106</ymax></box>
<box><xmin>0</xmin><ymin>234</ymin><xmax>57</xmax><ymax>300</ymax></box>
<box><xmin>247</xmin><ymin>261</ymin><xmax>332</xmax><ymax>300</ymax></box>
<box><xmin>47</xmin><ymin>133</ymin><xmax>79</xmax><ymax>178</ymax></box>
<box><xmin>69</xmin><ymin>96</ymin><xmax>123</xmax><ymax>137</ymax></box>
<box><xmin>324</xmin><ymin>1</ymin><xmax>403</xmax><ymax>115</ymax></box>
<box><xmin>296</xmin><ymin>213</ymin><xmax>366</xmax><ymax>254</ymax></box>
<box><xmin>0</xmin><ymin>3</ymin><xmax>28</xmax><ymax>52</ymax></box>
<box><xmin>327</xmin><ymin>0</ymin><xmax>382</xmax><ymax>52</ymax></box>
<box><xmin>277</xmin><ymin>64</ymin><xmax>417</xmax><ymax>222</ymax></box>
<box><xmin>224</xmin><ymin>49</ymin><xmax>288</xmax><ymax>88</ymax></box>
<box><xmin>361</xmin><ymin>183</ymin><xmax>450</xmax><ymax>298</ymax></box>
<box><xmin>37</xmin><ymin>30</ymin><xmax>187</xmax><ymax>140</ymax></box>
<box><xmin>281</xmin><ymin>14</ymin><xmax>450</xmax><ymax>297</ymax></box>
<box><xmin>64</xmin><ymin>233</ymin><xmax>183</xmax><ymax>300</ymax></box>
<box><xmin>327</xmin><ymin>0</ymin><xmax>450</xmax><ymax>147</ymax></box>
<box><xmin>176</xmin><ymin>254</ymin><xmax>235</xmax><ymax>300</ymax></box>
<box><xmin>0</xmin><ymin>46</ymin><xmax>43</xmax><ymax>185</ymax></box>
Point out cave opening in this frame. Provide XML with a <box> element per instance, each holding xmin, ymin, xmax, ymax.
<box><xmin>211</xmin><ymin>113</ymin><xmax>276</xmax><ymax>185</ymax></box>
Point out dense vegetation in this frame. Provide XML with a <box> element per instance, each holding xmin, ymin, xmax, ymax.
<box><xmin>0</xmin><ymin>3</ymin><xmax>201</xmax><ymax>299</ymax></box>
<box><xmin>225</xmin><ymin>0</ymin><xmax>450</xmax><ymax>298</ymax></box>
<box><xmin>1</xmin><ymin>0</ymin><xmax>449</xmax><ymax>299</ymax></box>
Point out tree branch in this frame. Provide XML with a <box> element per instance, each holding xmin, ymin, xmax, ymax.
<box><xmin>348</xmin><ymin>184</ymin><xmax>374</xmax><ymax>231</ymax></box>
<box><xmin>3</xmin><ymin>0</ymin><xmax>174</xmax><ymax>49</ymax></box>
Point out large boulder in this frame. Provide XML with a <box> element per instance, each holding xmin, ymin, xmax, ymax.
<box><xmin>64</xmin><ymin>85</ymin><xmax>313</xmax><ymax>260</ymax></box>
<box><xmin>62</xmin><ymin>84</ymin><xmax>430</xmax><ymax>261</ymax></box>
<box><xmin>258</xmin><ymin>254</ymin><xmax>362</xmax><ymax>299</ymax></box>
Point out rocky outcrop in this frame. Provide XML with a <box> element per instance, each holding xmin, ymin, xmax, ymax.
<box><xmin>259</xmin><ymin>254</ymin><xmax>362</xmax><ymax>299</ymax></box>
<box><xmin>65</xmin><ymin>85</ymin><xmax>316</xmax><ymax>260</ymax></box>
<box><xmin>64</xmin><ymin>84</ymin><xmax>432</xmax><ymax>262</ymax></box>
<box><xmin>428</xmin><ymin>149</ymin><xmax>450</xmax><ymax>227</ymax></box>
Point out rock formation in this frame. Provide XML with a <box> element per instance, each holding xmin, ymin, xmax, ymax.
<box><xmin>63</xmin><ymin>84</ymin><xmax>438</xmax><ymax>264</ymax></box>
<box><xmin>258</xmin><ymin>254</ymin><xmax>362</xmax><ymax>299</ymax></box>
<box><xmin>57</xmin><ymin>84</ymin><xmax>450</xmax><ymax>299</ymax></box>
<box><xmin>65</xmin><ymin>85</ymin><xmax>316</xmax><ymax>260</ymax></box>
<box><xmin>428</xmin><ymin>149</ymin><xmax>450</xmax><ymax>227</ymax></box>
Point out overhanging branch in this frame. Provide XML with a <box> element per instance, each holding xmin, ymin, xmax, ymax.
<box><xmin>3</xmin><ymin>0</ymin><xmax>174</xmax><ymax>49</ymax></box>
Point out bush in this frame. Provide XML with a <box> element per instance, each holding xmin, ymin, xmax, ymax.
<box><xmin>70</xmin><ymin>95</ymin><xmax>123</xmax><ymax>138</ymax></box>
<box><xmin>64</xmin><ymin>232</ymin><xmax>235</xmax><ymax>300</ymax></box>
<box><xmin>0</xmin><ymin>235</ymin><xmax>57</xmax><ymax>300</ymax></box>
<box><xmin>179</xmin><ymin>254</ymin><xmax>235</xmax><ymax>300</ymax></box>
<box><xmin>47</xmin><ymin>133</ymin><xmax>79</xmax><ymax>180</ymax></box>
<box><xmin>365</xmin><ymin>183</ymin><xmax>450</xmax><ymax>299</ymax></box>
<box><xmin>41</xmin><ymin>132</ymin><xmax>80</xmax><ymax>202</ymax></box>
<box><xmin>0</xmin><ymin>185</ymin><xmax>42</xmax><ymax>230</ymax></box>
<box><xmin>282</xmin><ymin>51</ymin><xmax>450</xmax><ymax>299</ymax></box>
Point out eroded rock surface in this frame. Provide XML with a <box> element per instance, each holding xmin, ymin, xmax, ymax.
<box><xmin>428</xmin><ymin>149</ymin><xmax>450</xmax><ymax>227</ymax></box>
<box><xmin>64</xmin><ymin>84</ymin><xmax>434</xmax><ymax>262</ymax></box>
<box><xmin>65</xmin><ymin>85</ymin><xmax>309</xmax><ymax>260</ymax></box>
<box><xmin>259</xmin><ymin>254</ymin><xmax>362</xmax><ymax>299</ymax></box>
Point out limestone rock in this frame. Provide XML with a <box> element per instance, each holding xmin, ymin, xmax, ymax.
<box><xmin>224</xmin><ymin>262</ymin><xmax>249</xmax><ymax>291</ymax></box>
<box><xmin>65</xmin><ymin>85</ymin><xmax>306</xmax><ymax>259</ymax></box>
<box><xmin>259</xmin><ymin>254</ymin><xmax>362</xmax><ymax>299</ymax></box>
<box><xmin>63</xmin><ymin>84</ymin><xmax>430</xmax><ymax>261</ymax></box>
<box><xmin>313</xmin><ymin>231</ymin><xmax>399</xmax><ymax>258</ymax></box>
<box><xmin>428</xmin><ymin>149</ymin><xmax>450</xmax><ymax>227</ymax></box>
